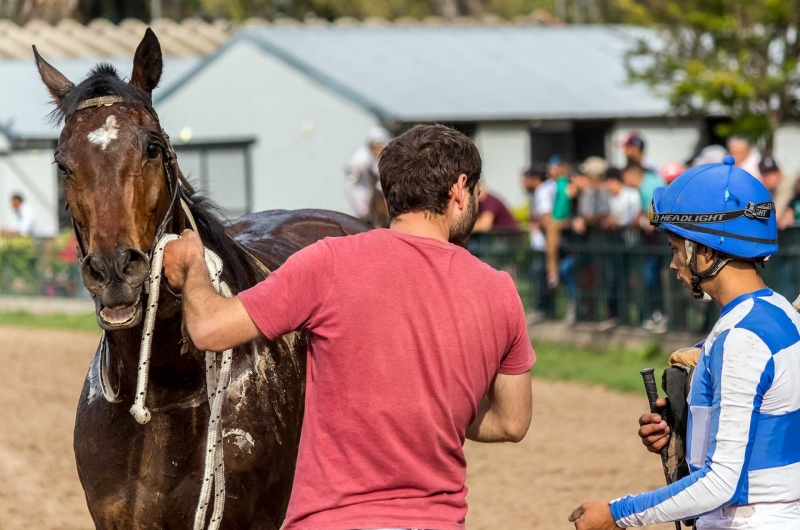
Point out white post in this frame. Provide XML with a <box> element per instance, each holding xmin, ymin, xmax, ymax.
<box><xmin>151</xmin><ymin>0</ymin><xmax>162</xmax><ymax>21</ymax></box>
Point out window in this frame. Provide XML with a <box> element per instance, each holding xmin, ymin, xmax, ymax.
<box><xmin>174</xmin><ymin>139</ymin><xmax>255</xmax><ymax>219</ymax></box>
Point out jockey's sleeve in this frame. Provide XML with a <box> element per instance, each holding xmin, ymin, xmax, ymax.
<box><xmin>609</xmin><ymin>328</ymin><xmax>774</xmax><ymax>527</ymax></box>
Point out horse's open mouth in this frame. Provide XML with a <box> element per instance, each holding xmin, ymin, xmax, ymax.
<box><xmin>98</xmin><ymin>300</ymin><xmax>141</xmax><ymax>329</ymax></box>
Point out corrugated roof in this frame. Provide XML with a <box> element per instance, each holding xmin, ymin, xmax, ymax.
<box><xmin>0</xmin><ymin>18</ymin><xmax>233</xmax><ymax>59</ymax></box>
<box><xmin>0</xmin><ymin>57</ymin><xmax>198</xmax><ymax>140</ymax></box>
<box><xmin>0</xmin><ymin>13</ymin><xmax>563</xmax><ymax>60</ymax></box>
<box><xmin>234</xmin><ymin>25</ymin><xmax>668</xmax><ymax>122</ymax></box>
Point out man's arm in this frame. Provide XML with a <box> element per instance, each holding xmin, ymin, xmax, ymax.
<box><xmin>466</xmin><ymin>372</ymin><xmax>532</xmax><ymax>443</ymax></box>
<box><xmin>472</xmin><ymin>211</ymin><xmax>495</xmax><ymax>232</ymax></box>
<box><xmin>163</xmin><ymin>231</ymin><xmax>262</xmax><ymax>352</ymax></box>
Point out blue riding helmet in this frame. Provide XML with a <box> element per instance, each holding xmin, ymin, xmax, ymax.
<box><xmin>649</xmin><ymin>155</ymin><xmax>778</xmax><ymax>259</ymax></box>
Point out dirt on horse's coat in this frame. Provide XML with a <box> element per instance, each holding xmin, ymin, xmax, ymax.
<box><xmin>35</xmin><ymin>28</ymin><xmax>368</xmax><ymax>529</ymax></box>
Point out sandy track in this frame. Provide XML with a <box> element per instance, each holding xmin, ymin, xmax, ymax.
<box><xmin>0</xmin><ymin>327</ymin><xmax>670</xmax><ymax>529</ymax></box>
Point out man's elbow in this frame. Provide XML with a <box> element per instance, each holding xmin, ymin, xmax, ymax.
<box><xmin>503</xmin><ymin>410</ymin><xmax>532</xmax><ymax>443</ymax></box>
<box><xmin>188</xmin><ymin>320</ymin><xmax>219</xmax><ymax>353</ymax></box>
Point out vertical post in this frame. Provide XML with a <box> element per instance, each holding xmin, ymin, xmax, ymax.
<box><xmin>243</xmin><ymin>143</ymin><xmax>253</xmax><ymax>215</ymax></box>
<box><xmin>151</xmin><ymin>0</ymin><xmax>162</xmax><ymax>21</ymax></box>
<box><xmin>555</xmin><ymin>0</ymin><xmax>567</xmax><ymax>22</ymax></box>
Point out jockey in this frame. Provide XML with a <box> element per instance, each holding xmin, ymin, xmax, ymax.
<box><xmin>343</xmin><ymin>126</ymin><xmax>392</xmax><ymax>227</ymax></box>
<box><xmin>570</xmin><ymin>155</ymin><xmax>800</xmax><ymax>529</ymax></box>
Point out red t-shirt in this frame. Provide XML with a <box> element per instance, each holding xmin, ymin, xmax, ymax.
<box><xmin>239</xmin><ymin>229</ymin><xmax>535</xmax><ymax>530</ymax></box>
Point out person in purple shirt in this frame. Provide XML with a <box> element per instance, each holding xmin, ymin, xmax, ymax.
<box><xmin>474</xmin><ymin>184</ymin><xmax>519</xmax><ymax>231</ymax></box>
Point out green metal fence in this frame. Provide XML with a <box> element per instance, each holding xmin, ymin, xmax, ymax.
<box><xmin>0</xmin><ymin>232</ymin><xmax>87</xmax><ymax>298</ymax></box>
<box><xmin>468</xmin><ymin>228</ymin><xmax>800</xmax><ymax>333</ymax></box>
<box><xmin>3</xmin><ymin>229</ymin><xmax>799</xmax><ymax>332</ymax></box>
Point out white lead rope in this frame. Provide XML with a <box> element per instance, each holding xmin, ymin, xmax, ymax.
<box><xmin>129</xmin><ymin>233</ymin><xmax>233</xmax><ymax>530</ymax></box>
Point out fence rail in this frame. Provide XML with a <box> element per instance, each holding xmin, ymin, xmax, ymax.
<box><xmin>3</xmin><ymin>228</ymin><xmax>800</xmax><ymax>333</ymax></box>
<box><xmin>0</xmin><ymin>232</ymin><xmax>86</xmax><ymax>298</ymax></box>
<box><xmin>468</xmin><ymin>227</ymin><xmax>800</xmax><ymax>333</ymax></box>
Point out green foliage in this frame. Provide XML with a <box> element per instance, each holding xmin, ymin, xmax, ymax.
<box><xmin>0</xmin><ymin>231</ymin><xmax>83</xmax><ymax>297</ymax></box>
<box><xmin>0</xmin><ymin>311</ymin><xmax>100</xmax><ymax>333</ymax></box>
<box><xmin>531</xmin><ymin>340</ymin><xmax>669</xmax><ymax>394</ymax></box>
<box><xmin>621</xmin><ymin>0</ymin><xmax>800</xmax><ymax>151</ymax></box>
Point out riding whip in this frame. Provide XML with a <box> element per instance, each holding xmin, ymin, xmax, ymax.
<box><xmin>640</xmin><ymin>368</ymin><xmax>681</xmax><ymax>530</ymax></box>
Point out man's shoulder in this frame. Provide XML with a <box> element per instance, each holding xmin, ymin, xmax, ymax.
<box><xmin>707</xmin><ymin>291</ymin><xmax>799</xmax><ymax>356</ymax></box>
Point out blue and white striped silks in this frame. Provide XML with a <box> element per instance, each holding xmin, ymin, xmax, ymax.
<box><xmin>610</xmin><ymin>288</ymin><xmax>800</xmax><ymax>528</ymax></box>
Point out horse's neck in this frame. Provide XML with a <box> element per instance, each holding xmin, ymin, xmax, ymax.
<box><xmin>106</xmin><ymin>312</ymin><xmax>207</xmax><ymax>403</ymax></box>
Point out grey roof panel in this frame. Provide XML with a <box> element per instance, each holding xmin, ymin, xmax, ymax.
<box><xmin>241</xmin><ymin>25</ymin><xmax>668</xmax><ymax>121</ymax></box>
<box><xmin>0</xmin><ymin>57</ymin><xmax>198</xmax><ymax>139</ymax></box>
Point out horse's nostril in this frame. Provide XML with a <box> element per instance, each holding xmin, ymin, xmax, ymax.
<box><xmin>82</xmin><ymin>254</ymin><xmax>110</xmax><ymax>286</ymax></box>
<box><xmin>116</xmin><ymin>246</ymin><xmax>149</xmax><ymax>279</ymax></box>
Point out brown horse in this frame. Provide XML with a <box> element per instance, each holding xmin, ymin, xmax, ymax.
<box><xmin>35</xmin><ymin>29</ymin><xmax>368</xmax><ymax>529</ymax></box>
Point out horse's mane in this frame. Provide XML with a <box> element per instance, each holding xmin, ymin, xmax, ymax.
<box><xmin>185</xmin><ymin>195</ymin><xmax>265</xmax><ymax>293</ymax></box>
<box><xmin>51</xmin><ymin>64</ymin><xmax>153</xmax><ymax>123</ymax></box>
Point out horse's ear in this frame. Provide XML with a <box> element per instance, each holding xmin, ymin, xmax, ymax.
<box><xmin>33</xmin><ymin>45</ymin><xmax>75</xmax><ymax>104</ymax></box>
<box><xmin>130</xmin><ymin>28</ymin><xmax>163</xmax><ymax>95</ymax></box>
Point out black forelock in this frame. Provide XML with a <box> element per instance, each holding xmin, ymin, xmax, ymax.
<box><xmin>51</xmin><ymin>63</ymin><xmax>153</xmax><ymax>124</ymax></box>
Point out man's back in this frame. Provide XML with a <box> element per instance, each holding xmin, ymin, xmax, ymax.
<box><xmin>240</xmin><ymin>229</ymin><xmax>534</xmax><ymax>529</ymax></box>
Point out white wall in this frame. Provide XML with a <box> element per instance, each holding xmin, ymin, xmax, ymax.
<box><xmin>774</xmin><ymin>125</ymin><xmax>800</xmax><ymax>182</ymax></box>
<box><xmin>609</xmin><ymin>120</ymin><xmax>703</xmax><ymax>170</ymax></box>
<box><xmin>474</xmin><ymin>123</ymin><xmax>531</xmax><ymax>209</ymax></box>
<box><xmin>158</xmin><ymin>40</ymin><xmax>380</xmax><ymax>214</ymax></box>
<box><xmin>0</xmin><ymin>148</ymin><xmax>58</xmax><ymax>233</ymax></box>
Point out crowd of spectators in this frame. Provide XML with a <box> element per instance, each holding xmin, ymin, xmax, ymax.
<box><xmin>515</xmin><ymin>131</ymin><xmax>800</xmax><ymax>331</ymax></box>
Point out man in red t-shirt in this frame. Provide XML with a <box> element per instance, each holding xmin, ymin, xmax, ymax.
<box><xmin>163</xmin><ymin>124</ymin><xmax>535</xmax><ymax>530</ymax></box>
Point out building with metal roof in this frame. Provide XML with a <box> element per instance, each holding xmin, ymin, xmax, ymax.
<box><xmin>156</xmin><ymin>25</ymin><xmax>707</xmax><ymax>214</ymax></box>
<box><xmin>6</xmin><ymin>21</ymin><xmax>800</xmax><ymax>228</ymax></box>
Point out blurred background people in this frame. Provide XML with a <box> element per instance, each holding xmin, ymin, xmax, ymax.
<box><xmin>758</xmin><ymin>155</ymin><xmax>796</xmax><ymax>224</ymax></box>
<box><xmin>659</xmin><ymin>161</ymin><xmax>684</xmax><ymax>184</ymax></box>
<box><xmin>343</xmin><ymin>126</ymin><xmax>392</xmax><ymax>227</ymax></box>
<box><xmin>1</xmin><ymin>193</ymin><xmax>56</xmax><ymax>238</ymax></box>
<box><xmin>473</xmin><ymin>183</ymin><xmax>518</xmax><ymax>232</ymax></box>
<box><xmin>691</xmin><ymin>144</ymin><xmax>728</xmax><ymax>166</ymax></box>
<box><xmin>727</xmin><ymin>135</ymin><xmax>761</xmax><ymax>180</ymax></box>
<box><xmin>621</xmin><ymin>131</ymin><xmax>657</xmax><ymax>172</ymax></box>
<box><xmin>602</xmin><ymin>167</ymin><xmax>641</xmax><ymax>229</ymax></box>
<box><xmin>574</xmin><ymin>156</ymin><xmax>610</xmax><ymax>229</ymax></box>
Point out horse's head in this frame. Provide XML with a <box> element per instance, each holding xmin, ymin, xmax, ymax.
<box><xmin>35</xmin><ymin>29</ymin><xmax>176</xmax><ymax>330</ymax></box>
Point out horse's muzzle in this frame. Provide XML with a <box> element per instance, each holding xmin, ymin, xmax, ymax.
<box><xmin>81</xmin><ymin>246</ymin><xmax>149</xmax><ymax>330</ymax></box>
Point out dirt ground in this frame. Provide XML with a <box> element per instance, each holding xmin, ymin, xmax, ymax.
<box><xmin>0</xmin><ymin>327</ymin><xmax>670</xmax><ymax>529</ymax></box>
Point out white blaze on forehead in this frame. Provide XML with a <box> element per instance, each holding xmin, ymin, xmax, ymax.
<box><xmin>87</xmin><ymin>115</ymin><xmax>119</xmax><ymax>150</ymax></box>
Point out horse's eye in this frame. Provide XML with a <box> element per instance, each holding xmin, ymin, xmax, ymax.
<box><xmin>146</xmin><ymin>143</ymin><xmax>160</xmax><ymax>159</ymax></box>
<box><xmin>57</xmin><ymin>162</ymin><xmax>70</xmax><ymax>175</ymax></box>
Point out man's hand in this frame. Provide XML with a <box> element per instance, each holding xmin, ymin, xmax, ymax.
<box><xmin>163</xmin><ymin>230</ymin><xmax>206</xmax><ymax>290</ymax></box>
<box><xmin>568</xmin><ymin>501</ymin><xmax>621</xmax><ymax>529</ymax></box>
<box><xmin>638</xmin><ymin>397</ymin><xmax>670</xmax><ymax>453</ymax></box>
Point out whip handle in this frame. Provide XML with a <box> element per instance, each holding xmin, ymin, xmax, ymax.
<box><xmin>640</xmin><ymin>368</ymin><xmax>682</xmax><ymax>530</ymax></box>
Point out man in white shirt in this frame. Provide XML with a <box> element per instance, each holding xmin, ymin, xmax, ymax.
<box><xmin>602</xmin><ymin>168</ymin><xmax>641</xmax><ymax>228</ymax></box>
<box><xmin>343</xmin><ymin>127</ymin><xmax>392</xmax><ymax>227</ymax></box>
<box><xmin>3</xmin><ymin>194</ymin><xmax>56</xmax><ymax>238</ymax></box>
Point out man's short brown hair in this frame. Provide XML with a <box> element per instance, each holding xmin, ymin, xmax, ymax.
<box><xmin>379</xmin><ymin>124</ymin><xmax>482</xmax><ymax>219</ymax></box>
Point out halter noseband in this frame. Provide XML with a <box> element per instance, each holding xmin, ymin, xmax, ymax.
<box><xmin>65</xmin><ymin>95</ymin><xmax>196</xmax><ymax>294</ymax></box>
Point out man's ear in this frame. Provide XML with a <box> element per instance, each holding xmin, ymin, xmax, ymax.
<box><xmin>452</xmin><ymin>174</ymin><xmax>469</xmax><ymax>209</ymax></box>
<box><xmin>696</xmin><ymin>243</ymin><xmax>716</xmax><ymax>263</ymax></box>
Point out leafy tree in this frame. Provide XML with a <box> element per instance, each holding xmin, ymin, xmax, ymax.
<box><xmin>620</xmin><ymin>0</ymin><xmax>800</xmax><ymax>152</ymax></box>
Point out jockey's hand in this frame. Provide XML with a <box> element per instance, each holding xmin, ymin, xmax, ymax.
<box><xmin>163</xmin><ymin>230</ymin><xmax>205</xmax><ymax>290</ymax></box>
<box><xmin>638</xmin><ymin>397</ymin><xmax>670</xmax><ymax>453</ymax></box>
<box><xmin>568</xmin><ymin>501</ymin><xmax>622</xmax><ymax>529</ymax></box>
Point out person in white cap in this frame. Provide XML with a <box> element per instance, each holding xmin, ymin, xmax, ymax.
<box><xmin>343</xmin><ymin>126</ymin><xmax>392</xmax><ymax>227</ymax></box>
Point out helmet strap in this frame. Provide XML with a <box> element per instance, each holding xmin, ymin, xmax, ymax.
<box><xmin>685</xmin><ymin>240</ymin><xmax>731</xmax><ymax>300</ymax></box>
